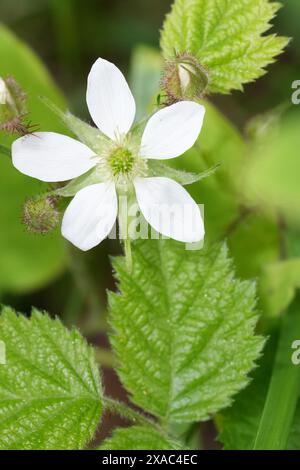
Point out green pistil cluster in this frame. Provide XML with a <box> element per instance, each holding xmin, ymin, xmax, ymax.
<box><xmin>97</xmin><ymin>142</ymin><xmax>148</xmax><ymax>184</ymax></box>
<box><xmin>109</xmin><ymin>147</ymin><xmax>135</xmax><ymax>176</ymax></box>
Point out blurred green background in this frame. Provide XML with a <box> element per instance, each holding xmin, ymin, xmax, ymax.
<box><xmin>0</xmin><ymin>0</ymin><xmax>299</xmax><ymax>447</ymax></box>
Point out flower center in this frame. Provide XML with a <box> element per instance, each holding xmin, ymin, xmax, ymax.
<box><xmin>108</xmin><ymin>147</ymin><xmax>134</xmax><ymax>176</ymax></box>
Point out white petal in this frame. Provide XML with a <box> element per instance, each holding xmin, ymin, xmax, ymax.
<box><xmin>134</xmin><ymin>177</ymin><xmax>204</xmax><ymax>243</ymax></box>
<box><xmin>62</xmin><ymin>182</ymin><xmax>118</xmax><ymax>251</ymax></box>
<box><xmin>86</xmin><ymin>58</ymin><xmax>136</xmax><ymax>140</ymax></box>
<box><xmin>140</xmin><ymin>101</ymin><xmax>205</xmax><ymax>159</ymax></box>
<box><xmin>12</xmin><ymin>132</ymin><xmax>96</xmax><ymax>182</ymax></box>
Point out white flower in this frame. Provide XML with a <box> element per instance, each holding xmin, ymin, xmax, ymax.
<box><xmin>12</xmin><ymin>58</ymin><xmax>206</xmax><ymax>251</ymax></box>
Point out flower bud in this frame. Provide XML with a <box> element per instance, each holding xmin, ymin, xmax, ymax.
<box><xmin>22</xmin><ymin>196</ymin><xmax>60</xmax><ymax>234</ymax></box>
<box><xmin>0</xmin><ymin>78</ymin><xmax>11</xmax><ymax>105</ymax></box>
<box><xmin>0</xmin><ymin>76</ymin><xmax>33</xmax><ymax>135</ymax></box>
<box><xmin>161</xmin><ymin>53</ymin><xmax>209</xmax><ymax>104</ymax></box>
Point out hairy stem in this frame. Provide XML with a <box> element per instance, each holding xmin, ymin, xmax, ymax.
<box><xmin>103</xmin><ymin>397</ymin><xmax>161</xmax><ymax>432</ymax></box>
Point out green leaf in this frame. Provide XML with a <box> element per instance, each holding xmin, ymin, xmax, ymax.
<box><xmin>0</xmin><ymin>306</ymin><xmax>102</xmax><ymax>450</ymax></box>
<box><xmin>148</xmin><ymin>160</ymin><xmax>220</xmax><ymax>185</ymax></box>
<box><xmin>109</xmin><ymin>240</ymin><xmax>264</xmax><ymax>423</ymax></box>
<box><xmin>253</xmin><ymin>295</ymin><xmax>300</xmax><ymax>450</ymax></box>
<box><xmin>0</xmin><ymin>24</ymin><xmax>67</xmax><ymax>293</ymax></box>
<box><xmin>216</xmin><ymin>332</ymin><xmax>277</xmax><ymax>450</ymax></box>
<box><xmin>287</xmin><ymin>405</ymin><xmax>300</xmax><ymax>451</ymax></box>
<box><xmin>99</xmin><ymin>426</ymin><xmax>182</xmax><ymax>451</ymax></box>
<box><xmin>160</xmin><ymin>0</ymin><xmax>289</xmax><ymax>94</ymax></box>
<box><xmin>260</xmin><ymin>259</ymin><xmax>300</xmax><ymax>317</ymax></box>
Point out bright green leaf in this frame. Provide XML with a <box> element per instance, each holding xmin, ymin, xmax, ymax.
<box><xmin>0</xmin><ymin>306</ymin><xmax>102</xmax><ymax>450</ymax></box>
<box><xmin>109</xmin><ymin>240</ymin><xmax>264</xmax><ymax>423</ymax></box>
<box><xmin>0</xmin><ymin>24</ymin><xmax>67</xmax><ymax>293</ymax></box>
<box><xmin>161</xmin><ymin>0</ymin><xmax>289</xmax><ymax>94</ymax></box>
<box><xmin>99</xmin><ymin>426</ymin><xmax>182</xmax><ymax>451</ymax></box>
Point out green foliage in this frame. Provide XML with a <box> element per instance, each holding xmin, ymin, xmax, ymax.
<box><xmin>217</xmin><ymin>335</ymin><xmax>276</xmax><ymax>449</ymax></box>
<box><xmin>129</xmin><ymin>46</ymin><xmax>281</xmax><ymax>289</ymax></box>
<box><xmin>160</xmin><ymin>0</ymin><xmax>289</xmax><ymax>94</ymax></box>
<box><xmin>109</xmin><ymin>240</ymin><xmax>264</xmax><ymax>423</ymax></box>
<box><xmin>260</xmin><ymin>259</ymin><xmax>300</xmax><ymax>317</ymax></box>
<box><xmin>217</xmin><ymin>309</ymin><xmax>300</xmax><ymax>450</ymax></box>
<box><xmin>172</xmin><ymin>98</ymin><xmax>246</xmax><ymax>239</ymax></box>
<box><xmin>0</xmin><ymin>307</ymin><xmax>102</xmax><ymax>450</ymax></box>
<box><xmin>100</xmin><ymin>426</ymin><xmax>182</xmax><ymax>450</ymax></box>
<box><xmin>241</xmin><ymin>113</ymin><xmax>300</xmax><ymax>225</ymax></box>
<box><xmin>252</xmin><ymin>296</ymin><xmax>300</xmax><ymax>450</ymax></box>
<box><xmin>0</xmin><ymin>24</ymin><xmax>67</xmax><ymax>293</ymax></box>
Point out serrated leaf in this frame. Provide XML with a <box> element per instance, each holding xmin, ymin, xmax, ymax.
<box><xmin>109</xmin><ymin>240</ymin><xmax>264</xmax><ymax>423</ymax></box>
<box><xmin>0</xmin><ymin>307</ymin><xmax>102</xmax><ymax>450</ymax></box>
<box><xmin>216</xmin><ymin>334</ymin><xmax>276</xmax><ymax>450</ymax></box>
<box><xmin>99</xmin><ymin>426</ymin><xmax>182</xmax><ymax>450</ymax></box>
<box><xmin>160</xmin><ymin>0</ymin><xmax>289</xmax><ymax>94</ymax></box>
<box><xmin>148</xmin><ymin>160</ymin><xmax>220</xmax><ymax>185</ymax></box>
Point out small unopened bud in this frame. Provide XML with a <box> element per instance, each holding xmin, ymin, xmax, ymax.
<box><xmin>0</xmin><ymin>76</ymin><xmax>36</xmax><ymax>135</ymax></box>
<box><xmin>161</xmin><ymin>53</ymin><xmax>209</xmax><ymax>104</ymax></box>
<box><xmin>22</xmin><ymin>196</ymin><xmax>60</xmax><ymax>234</ymax></box>
<box><xmin>0</xmin><ymin>78</ymin><xmax>11</xmax><ymax>105</ymax></box>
